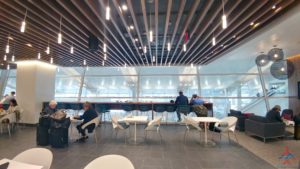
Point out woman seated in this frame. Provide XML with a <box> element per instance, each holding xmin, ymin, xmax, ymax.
<box><xmin>73</xmin><ymin>102</ymin><xmax>98</xmax><ymax>142</ymax></box>
<box><xmin>1</xmin><ymin>99</ymin><xmax>21</xmax><ymax>123</ymax></box>
<box><xmin>190</xmin><ymin>94</ymin><xmax>207</xmax><ymax>117</ymax></box>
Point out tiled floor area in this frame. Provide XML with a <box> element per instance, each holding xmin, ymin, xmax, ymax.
<box><xmin>0</xmin><ymin>124</ymin><xmax>276</xmax><ymax>169</ymax></box>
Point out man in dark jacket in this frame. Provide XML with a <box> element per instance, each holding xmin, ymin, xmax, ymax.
<box><xmin>42</xmin><ymin>100</ymin><xmax>57</xmax><ymax>115</ymax></box>
<box><xmin>74</xmin><ymin>102</ymin><xmax>98</xmax><ymax>142</ymax></box>
<box><xmin>266</xmin><ymin>105</ymin><xmax>283</xmax><ymax>123</ymax></box>
<box><xmin>175</xmin><ymin>91</ymin><xmax>189</xmax><ymax>122</ymax></box>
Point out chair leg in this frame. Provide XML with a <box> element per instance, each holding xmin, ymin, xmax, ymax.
<box><xmin>145</xmin><ymin>130</ymin><xmax>148</xmax><ymax>140</ymax></box>
<box><xmin>7</xmin><ymin>124</ymin><xmax>11</xmax><ymax>137</ymax></box>
<box><xmin>184</xmin><ymin>129</ymin><xmax>188</xmax><ymax>144</ymax></box>
<box><xmin>165</xmin><ymin>112</ymin><xmax>168</xmax><ymax>125</ymax></box>
<box><xmin>94</xmin><ymin>132</ymin><xmax>98</xmax><ymax>143</ymax></box>
<box><xmin>233</xmin><ymin>132</ymin><xmax>238</xmax><ymax>144</ymax></box>
<box><xmin>115</xmin><ymin>130</ymin><xmax>118</xmax><ymax>137</ymax></box>
<box><xmin>124</xmin><ymin>130</ymin><xmax>127</xmax><ymax>144</ymax></box>
<box><xmin>158</xmin><ymin>130</ymin><xmax>162</xmax><ymax>144</ymax></box>
<box><xmin>227</xmin><ymin>132</ymin><xmax>230</xmax><ymax>143</ymax></box>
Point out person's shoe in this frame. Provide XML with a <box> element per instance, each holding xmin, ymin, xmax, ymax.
<box><xmin>76</xmin><ymin>136</ymin><xmax>87</xmax><ymax>143</ymax></box>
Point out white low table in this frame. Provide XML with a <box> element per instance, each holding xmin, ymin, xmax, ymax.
<box><xmin>121</xmin><ymin>116</ymin><xmax>148</xmax><ymax>144</ymax></box>
<box><xmin>0</xmin><ymin>158</ymin><xmax>43</xmax><ymax>169</ymax></box>
<box><xmin>192</xmin><ymin>117</ymin><xmax>220</xmax><ymax>144</ymax></box>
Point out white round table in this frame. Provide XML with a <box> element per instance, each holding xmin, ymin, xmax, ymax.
<box><xmin>84</xmin><ymin>155</ymin><xmax>134</xmax><ymax>169</ymax></box>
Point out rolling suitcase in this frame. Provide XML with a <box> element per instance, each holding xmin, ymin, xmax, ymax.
<box><xmin>36</xmin><ymin>125</ymin><xmax>49</xmax><ymax>146</ymax></box>
<box><xmin>49</xmin><ymin>128</ymin><xmax>68</xmax><ymax>148</ymax></box>
<box><xmin>36</xmin><ymin>116</ymin><xmax>50</xmax><ymax>146</ymax></box>
<box><xmin>49</xmin><ymin>117</ymin><xmax>70</xmax><ymax>148</ymax></box>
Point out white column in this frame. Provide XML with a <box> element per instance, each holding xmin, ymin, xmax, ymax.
<box><xmin>16</xmin><ymin>60</ymin><xmax>56</xmax><ymax>124</ymax></box>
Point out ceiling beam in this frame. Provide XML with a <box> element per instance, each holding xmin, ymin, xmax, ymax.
<box><xmin>159</xmin><ymin>0</ymin><xmax>172</xmax><ymax>65</ymax></box>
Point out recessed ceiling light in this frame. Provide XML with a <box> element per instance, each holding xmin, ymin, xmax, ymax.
<box><xmin>139</xmin><ymin>46</ymin><xmax>142</xmax><ymax>49</ymax></box>
<box><xmin>122</xmin><ymin>4</ymin><xmax>128</xmax><ymax>11</ymax></box>
<box><xmin>130</xmin><ymin>25</ymin><xmax>134</xmax><ymax>30</ymax></box>
<box><xmin>250</xmin><ymin>22</ymin><xmax>254</xmax><ymax>26</ymax></box>
<box><xmin>272</xmin><ymin>5</ymin><xmax>276</xmax><ymax>9</ymax></box>
<box><xmin>26</xmin><ymin>43</ymin><xmax>32</xmax><ymax>47</ymax></box>
<box><xmin>232</xmin><ymin>35</ymin><xmax>236</xmax><ymax>38</ymax></box>
<box><xmin>135</xmin><ymin>38</ymin><xmax>138</xmax><ymax>42</ymax></box>
<box><xmin>8</xmin><ymin>36</ymin><xmax>13</xmax><ymax>40</ymax></box>
<box><xmin>70</xmin><ymin>59</ymin><xmax>74</xmax><ymax>62</ymax></box>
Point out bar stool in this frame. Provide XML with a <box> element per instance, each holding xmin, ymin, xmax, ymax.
<box><xmin>138</xmin><ymin>104</ymin><xmax>152</xmax><ymax>119</ymax></box>
<box><xmin>165</xmin><ymin>105</ymin><xmax>176</xmax><ymax>124</ymax></box>
<box><xmin>176</xmin><ymin>105</ymin><xmax>191</xmax><ymax>122</ymax></box>
<box><xmin>154</xmin><ymin>104</ymin><xmax>166</xmax><ymax>123</ymax></box>
<box><xmin>121</xmin><ymin>104</ymin><xmax>134</xmax><ymax>116</ymax></box>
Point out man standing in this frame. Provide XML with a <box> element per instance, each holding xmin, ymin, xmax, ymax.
<box><xmin>175</xmin><ymin>91</ymin><xmax>189</xmax><ymax>122</ymax></box>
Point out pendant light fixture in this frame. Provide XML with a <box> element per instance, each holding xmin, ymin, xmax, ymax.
<box><xmin>143</xmin><ymin>46</ymin><xmax>147</xmax><ymax>54</ymax></box>
<box><xmin>70</xmin><ymin>45</ymin><xmax>74</xmax><ymax>54</ymax></box>
<box><xmin>46</xmin><ymin>40</ymin><xmax>50</xmax><ymax>54</ymax></box>
<box><xmin>102</xmin><ymin>60</ymin><xmax>105</xmax><ymax>66</ymax></box>
<box><xmin>5</xmin><ymin>37</ymin><xmax>9</xmax><ymax>54</ymax></box>
<box><xmin>106</xmin><ymin>1</ymin><xmax>110</xmax><ymax>20</ymax></box>
<box><xmin>152</xmin><ymin>56</ymin><xmax>155</xmax><ymax>62</ymax></box>
<box><xmin>222</xmin><ymin>0</ymin><xmax>227</xmax><ymax>29</ymax></box>
<box><xmin>183</xmin><ymin>43</ymin><xmax>186</xmax><ymax>52</ymax></box>
<box><xmin>83</xmin><ymin>59</ymin><xmax>86</xmax><ymax>66</ymax></box>
<box><xmin>5</xmin><ymin>44</ymin><xmax>9</xmax><ymax>54</ymax></box>
<box><xmin>37</xmin><ymin>52</ymin><xmax>41</xmax><ymax>59</ymax></box>
<box><xmin>3</xmin><ymin>55</ymin><xmax>7</xmax><ymax>61</ymax></box>
<box><xmin>11</xmin><ymin>43</ymin><xmax>15</xmax><ymax>62</ymax></box>
<box><xmin>103</xmin><ymin>43</ymin><xmax>107</xmax><ymax>53</ymax></box>
<box><xmin>191</xmin><ymin>63</ymin><xmax>194</xmax><ymax>68</ymax></box>
<box><xmin>167</xmin><ymin>42</ymin><xmax>171</xmax><ymax>51</ymax></box>
<box><xmin>46</xmin><ymin>46</ymin><xmax>50</xmax><ymax>55</ymax></box>
<box><xmin>7</xmin><ymin>64</ymin><xmax>10</xmax><ymax>70</ymax></box>
<box><xmin>168</xmin><ymin>62</ymin><xmax>171</xmax><ymax>67</ymax></box>
<box><xmin>149</xmin><ymin>4</ymin><xmax>153</xmax><ymax>42</ymax></box>
<box><xmin>20</xmin><ymin>9</ymin><xmax>27</xmax><ymax>33</ymax></box>
<box><xmin>124</xmin><ymin>63</ymin><xmax>127</xmax><ymax>68</ymax></box>
<box><xmin>212</xmin><ymin>36</ymin><xmax>216</xmax><ymax>46</ymax></box>
<box><xmin>57</xmin><ymin>16</ymin><xmax>62</xmax><ymax>44</ymax></box>
<box><xmin>104</xmin><ymin>53</ymin><xmax>107</xmax><ymax>60</ymax></box>
<box><xmin>50</xmin><ymin>57</ymin><xmax>53</xmax><ymax>64</ymax></box>
<box><xmin>149</xmin><ymin>30</ymin><xmax>153</xmax><ymax>42</ymax></box>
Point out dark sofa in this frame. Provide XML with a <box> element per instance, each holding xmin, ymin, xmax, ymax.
<box><xmin>228</xmin><ymin>109</ymin><xmax>246</xmax><ymax>131</ymax></box>
<box><xmin>245</xmin><ymin>115</ymin><xmax>285</xmax><ymax>142</ymax></box>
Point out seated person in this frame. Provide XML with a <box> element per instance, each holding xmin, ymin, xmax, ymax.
<box><xmin>266</xmin><ymin>105</ymin><xmax>283</xmax><ymax>123</ymax></box>
<box><xmin>1</xmin><ymin>99</ymin><xmax>21</xmax><ymax>123</ymax></box>
<box><xmin>190</xmin><ymin>94</ymin><xmax>204</xmax><ymax>105</ymax></box>
<box><xmin>190</xmin><ymin>94</ymin><xmax>207</xmax><ymax>117</ymax></box>
<box><xmin>74</xmin><ymin>102</ymin><xmax>98</xmax><ymax>142</ymax></box>
<box><xmin>7</xmin><ymin>99</ymin><xmax>20</xmax><ymax>114</ymax></box>
<box><xmin>42</xmin><ymin>100</ymin><xmax>57</xmax><ymax>115</ymax></box>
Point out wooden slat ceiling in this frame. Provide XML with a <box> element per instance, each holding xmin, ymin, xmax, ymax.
<box><xmin>0</xmin><ymin>0</ymin><xmax>298</xmax><ymax>69</ymax></box>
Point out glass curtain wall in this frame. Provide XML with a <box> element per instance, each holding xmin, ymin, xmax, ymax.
<box><xmin>53</xmin><ymin>64</ymin><xmax>287</xmax><ymax>118</ymax></box>
<box><xmin>1</xmin><ymin>56</ymin><xmax>288</xmax><ymax>119</ymax></box>
<box><xmin>3</xmin><ymin>70</ymin><xmax>17</xmax><ymax>95</ymax></box>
